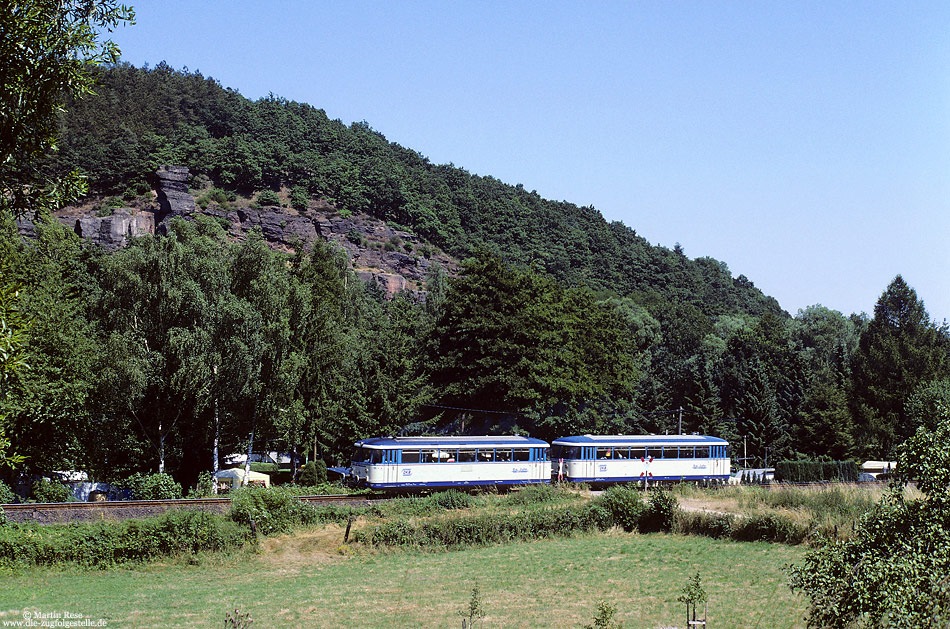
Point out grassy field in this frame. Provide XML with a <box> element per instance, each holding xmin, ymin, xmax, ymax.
<box><xmin>673</xmin><ymin>482</ymin><xmax>906</xmax><ymax>540</ymax></box>
<box><xmin>0</xmin><ymin>525</ymin><xmax>806</xmax><ymax>628</ymax></box>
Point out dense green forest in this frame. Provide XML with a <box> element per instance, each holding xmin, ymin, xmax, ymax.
<box><xmin>51</xmin><ymin>63</ymin><xmax>782</xmax><ymax>317</ymax></box>
<box><xmin>3</xmin><ymin>62</ymin><xmax>949</xmax><ymax>489</ymax></box>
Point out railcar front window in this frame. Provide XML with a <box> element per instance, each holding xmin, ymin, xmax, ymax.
<box><xmin>370</xmin><ymin>450</ymin><xmax>383</xmax><ymax>464</ymax></box>
<box><xmin>353</xmin><ymin>447</ymin><xmax>372</xmax><ymax>463</ymax></box>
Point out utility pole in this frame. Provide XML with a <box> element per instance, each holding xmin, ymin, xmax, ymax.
<box><xmin>678</xmin><ymin>407</ymin><xmax>683</xmax><ymax>435</ymax></box>
<box><xmin>243</xmin><ymin>426</ymin><xmax>255</xmax><ymax>487</ymax></box>
<box><xmin>212</xmin><ymin>364</ymin><xmax>219</xmax><ymax>494</ymax></box>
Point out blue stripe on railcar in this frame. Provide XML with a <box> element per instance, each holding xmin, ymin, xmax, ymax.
<box><xmin>565</xmin><ymin>475</ymin><xmax>730</xmax><ymax>483</ymax></box>
<box><xmin>366</xmin><ymin>479</ymin><xmax>550</xmax><ymax>488</ymax></box>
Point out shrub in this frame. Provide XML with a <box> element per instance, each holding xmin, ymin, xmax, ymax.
<box><xmin>124</xmin><ymin>473</ymin><xmax>183</xmax><ymax>500</ymax></box>
<box><xmin>31</xmin><ymin>478</ymin><xmax>73</xmax><ymax>503</ymax></box>
<box><xmin>640</xmin><ymin>490</ymin><xmax>678</xmax><ymax>533</ymax></box>
<box><xmin>585</xmin><ymin>601</ymin><xmax>622</xmax><ymax>629</ymax></box>
<box><xmin>290</xmin><ymin>186</ymin><xmax>309</xmax><ymax>210</ymax></box>
<box><xmin>345</xmin><ymin>229</ymin><xmax>366</xmax><ymax>246</ymax></box>
<box><xmin>297</xmin><ymin>461</ymin><xmax>328</xmax><ymax>486</ymax></box>
<box><xmin>502</xmin><ymin>484</ymin><xmax>563</xmax><ymax>507</ymax></box>
<box><xmin>189</xmin><ymin>472</ymin><xmax>215</xmax><ymax>498</ymax></box>
<box><xmin>675</xmin><ymin>511</ymin><xmax>735</xmax><ymax>539</ymax></box>
<box><xmin>429</xmin><ymin>489</ymin><xmax>475</xmax><ymax>510</ymax></box>
<box><xmin>104</xmin><ymin>196</ymin><xmax>125</xmax><ymax>209</ymax></box>
<box><xmin>0</xmin><ymin>480</ymin><xmax>16</xmax><ymax>504</ymax></box>
<box><xmin>248</xmin><ymin>462</ymin><xmax>278</xmax><ymax>475</ymax></box>
<box><xmin>228</xmin><ymin>486</ymin><xmax>324</xmax><ymax>536</ymax></box>
<box><xmin>594</xmin><ymin>485</ymin><xmax>645</xmax><ymax>532</ymax></box>
<box><xmin>731</xmin><ymin>513</ymin><xmax>807</xmax><ymax>544</ymax></box>
<box><xmin>256</xmin><ymin>189</ymin><xmax>280</xmax><ymax>206</ymax></box>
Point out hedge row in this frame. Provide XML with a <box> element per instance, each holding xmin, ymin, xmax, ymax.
<box><xmin>0</xmin><ymin>510</ymin><xmax>249</xmax><ymax>569</ymax></box>
<box><xmin>774</xmin><ymin>460</ymin><xmax>860</xmax><ymax>483</ymax></box>
<box><xmin>356</xmin><ymin>486</ymin><xmax>679</xmax><ymax>549</ymax></box>
<box><xmin>0</xmin><ymin>486</ymin><xmax>361</xmax><ymax>569</ymax></box>
<box><xmin>675</xmin><ymin>510</ymin><xmax>809</xmax><ymax>545</ymax></box>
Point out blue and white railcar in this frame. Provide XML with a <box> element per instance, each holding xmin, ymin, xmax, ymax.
<box><xmin>349</xmin><ymin>436</ymin><xmax>551</xmax><ymax>490</ymax></box>
<box><xmin>550</xmin><ymin>435</ymin><xmax>730</xmax><ymax>484</ymax></box>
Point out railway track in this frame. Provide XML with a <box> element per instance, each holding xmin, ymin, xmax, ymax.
<box><xmin>0</xmin><ymin>494</ymin><xmax>379</xmax><ymax>525</ymax></box>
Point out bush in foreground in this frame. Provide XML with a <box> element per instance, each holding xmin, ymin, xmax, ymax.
<box><xmin>789</xmin><ymin>406</ymin><xmax>950</xmax><ymax>627</ymax></box>
<box><xmin>0</xmin><ymin>510</ymin><xmax>249</xmax><ymax>569</ymax></box>
<box><xmin>227</xmin><ymin>485</ymin><xmax>356</xmax><ymax>535</ymax></box>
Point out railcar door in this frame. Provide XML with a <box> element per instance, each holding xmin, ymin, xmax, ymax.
<box><xmin>379</xmin><ymin>448</ymin><xmax>398</xmax><ymax>486</ymax></box>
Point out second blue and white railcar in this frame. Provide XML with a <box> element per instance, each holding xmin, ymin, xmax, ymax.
<box><xmin>349</xmin><ymin>436</ymin><xmax>551</xmax><ymax>490</ymax></box>
<box><xmin>551</xmin><ymin>435</ymin><xmax>730</xmax><ymax>484</ymax></box>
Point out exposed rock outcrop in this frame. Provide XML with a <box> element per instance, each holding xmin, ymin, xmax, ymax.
<box><xmin>72</xmin><ymin>208</ymin><xmax>154</xmax><ymax>250</ymax></box>
<box><xmin>50</xmin><ymin>165</ymin><xmax>459</xmax><ymax>299</ymax></box>
<box><xmin>154</xmin><ymin>165</ymin><xmax>195</xmax><ymax>234</ymax></box>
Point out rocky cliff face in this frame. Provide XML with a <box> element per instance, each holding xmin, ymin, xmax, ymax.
<box><xmin>35</xmin><ymin>166</ymin><xmax>456</xmax><ymax>299</ymax></box>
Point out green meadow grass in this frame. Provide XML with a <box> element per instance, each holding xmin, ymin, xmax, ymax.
<box><xmin>0</xmin><ymin>529</ymin><xmax>806</xmax><ymax>628</ymax></box>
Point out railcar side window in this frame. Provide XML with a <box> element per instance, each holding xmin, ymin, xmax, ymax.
<box><xmin>401</xmin><ymin>450</ymin><xmax>421</xmax><ymax>464</ymax></box>
<box><xmin>644</xmin><ymin>447</ymin><xmax>656</xmax><ymax>459</ymax></box>
<box><xmin>631</xmin><ymin>447</ymin><xmax>645</xmax><ymax>460</ymax></box>
<box><xmin>614</xmin><ymin>447</ymin><xmax>629</xmax><ymax>459</ymax></box>
<box><xmin>420</xmin><ymin>450</ymin><xmax>438</xmax><ymax>463</ymax></box>
<box><xmin>436</xmin><ymin>448</ymin><xmax>457</xmax><ymax>462</ymax></box>
<box><xmin>681</xmin><ymin>447</ymin><xmax>695</xmax><ymax>458</ymax></box>
<box><xmin>495</xmin><ymin>448</ymin><xmax>512</xmax><ymax>462</ymax></box>
<box><xmin>597</xmin><ymin>447</ymin><xmax>613</xmax><ymax>459</ymax></box>
<box><xmin>477</xmin><ymin>449</ymin><xmax>494</xmax><ymax>462</ymax></box>
<box><xmin>695</xmin><ymin>446</ymin><xmax>710</xmax><ymax>458</ymax></box>
<box><xmin>458</xmin><ymin>449</ymin><xmax>477</xmax><ymax>463</ymax></box>
<box><xmin>513</xmin><ymin>448</ymin><xmax>530</xmax><ymax>462</ymax></box>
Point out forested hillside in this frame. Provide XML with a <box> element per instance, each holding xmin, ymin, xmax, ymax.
<box><xmin>51</xmin><ymin>63</ymin><xmax>781</xmax><ymax>318</ymax></box>
<box><xmin>3</xmin><ymin>61</ymin><xmax>949</xmax><ymax>491</ymax></box>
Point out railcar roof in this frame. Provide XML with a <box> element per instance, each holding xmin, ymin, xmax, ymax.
<box><xmin>552</xmin><ymin>434</ymin><xmax>728</xmax><ymax>446</ymax></box>
<box><xmin>355</xmin><ymin>436</ymin><xmax>549</xmax><ymax>449</ymax></box>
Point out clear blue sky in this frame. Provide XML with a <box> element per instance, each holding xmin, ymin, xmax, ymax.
<box><xmin>106</xmin><ymin>1</ymin><xmax>950</xmax><ymax>322</ymax></box>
